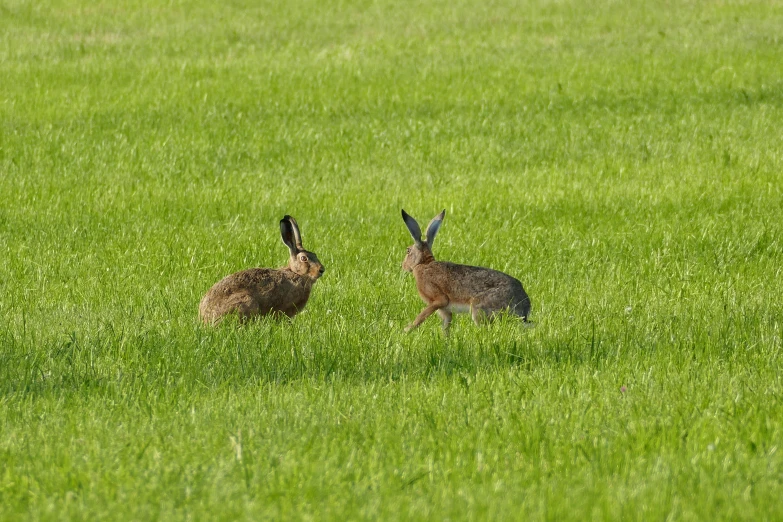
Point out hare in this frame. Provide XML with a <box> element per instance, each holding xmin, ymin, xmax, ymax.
<box><xmin>199</xmin><ymin>215</ymin><xmax>325</xmax><ymax>324</ymax></box>
<box><xmin>401</xmin><ymin>209</ymin><xmax>530</xmax><ymax>334</ymax></box>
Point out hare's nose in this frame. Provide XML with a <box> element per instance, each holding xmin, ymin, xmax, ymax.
<box><xmin>319</xmin><ymin>266</ymin><xmax>325</xmax><ymax>274</ymax></box>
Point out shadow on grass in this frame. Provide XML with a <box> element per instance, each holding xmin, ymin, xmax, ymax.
<box><xmin>1</xmin><ymin>321</ymin><xmax>553</xmax><ymax>397</ymax></box>
<box><xmin>1</xmin><ymin>307</ymin><xmax>773</xmax><ymax>399</ymax></box>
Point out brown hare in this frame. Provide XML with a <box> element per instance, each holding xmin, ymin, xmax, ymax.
<box><xmin>199</xmin><ymin>215</ymin><xmax>324</xmax><ymax>324</ymax></box>
<box><xmin>401</xmin><ymin>209</ymin><xmax>530</xmax><ymax>334</ymax></box>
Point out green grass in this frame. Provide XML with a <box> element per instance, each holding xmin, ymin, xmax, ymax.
<box><xmin>2</xmin><ymin>0</ymin><xmax>783</xmax><ymax>519</ymax></box>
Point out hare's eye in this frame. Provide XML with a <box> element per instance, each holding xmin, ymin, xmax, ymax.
<box><xmin>299</xmin><ymin>255</ymin><xmax>308</xmax><ymax>262</ymax></box>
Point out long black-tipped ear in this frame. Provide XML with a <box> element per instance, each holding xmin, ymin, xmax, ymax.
<box><xmin>280</xmin><ymin>217</ymin><xmax>297</xmax><ymax>255</ymax></box>
<box><xmin>401</xmin><ymin>209</ymin><xmax>423</xmax><ymax>245</ymax></box>
<box><xmin>285</xmin><ymin>215</ymin><xmax>303</xmax><ymax>249</ymax></box>
<box><xmin>425</xmin><ymin>210</ymin><xmax>445</xmax><ymax>247</ymax></box>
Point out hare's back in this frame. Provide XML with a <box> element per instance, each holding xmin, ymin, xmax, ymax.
<box><xmin>199</xmin><ymin>268</ymin><xmax>284</xmax><ymax>321</ymax></box>
<box><xmin>207</xmin><ymin>268</ymin><xmax>282</xmax><ymax>297</ymax></box>
<box><xmin>438</xmin><ymin>262</ymin><xmax>529</xmax><ymax>310</ymax></box>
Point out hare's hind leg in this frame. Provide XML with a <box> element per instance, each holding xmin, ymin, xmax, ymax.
<box><xmin>471</xmin><ymin>304</ymin><xmax>491</xmax><ymax>326</ymax></box>
<box><xmin>228</xmin><ymin>293</ymin><xmax>260</xmax><ymax>322</ymax></box>
<box><xmin>509</xmin><ymin>297</ymin><xmax>531</xmax><ymax>323</ymax></box>
<box><xmin>511</xmin><ymin>302</ymin><xmax>535</xmax><ymax>327</ymax></box>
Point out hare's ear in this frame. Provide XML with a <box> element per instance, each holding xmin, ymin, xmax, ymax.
<box><xmin>280</xmin><ymin>217</ymin><xmax>297</xmax><ymax>256</ymax></box>
<box><xmin>401</xmin><ymin>209</ymin><xmax>423</xmax><ymax>245</ymax></box>
<box><xmin>425</xmin><ymin>210</ymin><xmax>445</xmax><ymax>247</ymax></box>
<box><xmin>285</xmin><ymin>215</ymin><xmax>304</xmax><ymax>249</ymax></box>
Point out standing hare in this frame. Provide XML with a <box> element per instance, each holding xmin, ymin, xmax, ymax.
<box><xmin>401</xmin><ymin>209</ymin><xmax>530</xmax><ymax>334</ymax></box>
<box><xmin>199</xmin><ymin>215</ymin><xmax>325</xmax><ymax>324</ymax></box>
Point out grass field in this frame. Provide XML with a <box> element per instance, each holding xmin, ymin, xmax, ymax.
<box><xmin>2</xmin><ymin>0</ymin><xmax>783</xmax><ymax>519</ymax></box>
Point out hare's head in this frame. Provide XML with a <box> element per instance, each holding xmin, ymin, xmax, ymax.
<box><xmin>281</xmin><ymin>216</ymin><xmax>324</xmax><ymax>280</ymax></box>
<box><xmin>401</xmin><ymin>209</ymin><xmax>444</xmax><ymax>272</ymax></box>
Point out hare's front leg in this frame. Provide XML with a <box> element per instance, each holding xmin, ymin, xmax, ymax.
<box><xmin>405</xmin><ymin>301</ymin><xmax>446</xmax><ymax>332</ymax></box>
<box><xmin>437</xmin><ymin>309</ymin><xmax>452</xmax><ymax>336</ymax></box>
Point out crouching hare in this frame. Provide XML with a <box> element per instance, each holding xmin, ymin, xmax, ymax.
<box><xmin>401</xmin><ymin>209</ymin><xmax>530</xmax><ymax>334</ymax></box>
<box><xmin>199</xmin><ymin>215</ymin><xmax>324</xmax><ymax>324</ymax></box>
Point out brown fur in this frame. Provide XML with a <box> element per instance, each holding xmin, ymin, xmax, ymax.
<box><xmin>401</xmin><ymin>209</ymin><xmax>530</xmax><ymax>334</ymax></box>
<box><xmin>199</xmin><ymin>216</ymin><xmax>324</xmax><ymax>324</ymax></box>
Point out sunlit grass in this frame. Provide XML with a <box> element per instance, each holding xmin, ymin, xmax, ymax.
<box><xmin>1</xmin><ymin>0</ymin><xmax>782</xmax><ymax>519</ymax></box>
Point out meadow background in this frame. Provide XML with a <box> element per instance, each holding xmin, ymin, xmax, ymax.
<box><xmin>2</xmin><ymin>0</ymin><xmax>783</xmax><ymax>519</ymax></box>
